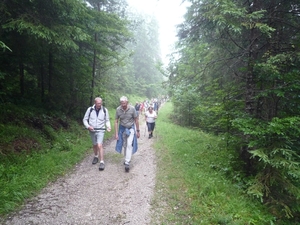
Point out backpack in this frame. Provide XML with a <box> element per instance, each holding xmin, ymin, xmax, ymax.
<box><xmin>88</xmin><ymin>106</ymin><xmax>106</xmax><ymax>123</ymax></box>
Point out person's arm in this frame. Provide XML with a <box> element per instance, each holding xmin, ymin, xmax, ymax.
<box><xmin>105</xmin><ymin>109</ymin><xmax>111</xmax><ymax>132</ymax></box>
<box><xmin>83</xmin><ymin>108</ymin><xmax>94</xmax><ymax>131</ymax></box>
<box><xmin>135</xmin><ymin>116</ymin><xmax>140</xmax><ymax>138</ymax></box>
<box><xmin>114</xmin><ymin>119</ymin><xmax>119</xmax><ymax>139</ymax></box>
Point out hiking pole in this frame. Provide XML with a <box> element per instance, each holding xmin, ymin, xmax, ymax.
<box><xmin>144</xmin><ymin>122</ymin><xmax>147</xmax><ymax>137</ymax></box>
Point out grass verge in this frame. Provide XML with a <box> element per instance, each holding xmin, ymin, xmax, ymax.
<box><xmin>0</xmin><ymin>110</ymin><xmax>115</xmax><ymax>217</ymax></box>
<box><xmin>151</xmin><ymin>102</ymin><xmax>275</xmax><ymax>225</ymax></box>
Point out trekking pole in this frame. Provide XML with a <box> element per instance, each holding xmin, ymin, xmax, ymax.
<box><xmin>144</xmin><ymin>122</ymin><xmax>146</xmax><ymax>137</ymax></box>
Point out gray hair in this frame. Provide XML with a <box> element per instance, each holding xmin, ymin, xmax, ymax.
<box><xmin>94</xmin><ymin>97</ymin><xmax>102</xmax><ymax>102</ymax></box>
<box><xmin>120</xmin><ymin>96</ymin><xmax>128</xmax><ymax>102</ymax></box>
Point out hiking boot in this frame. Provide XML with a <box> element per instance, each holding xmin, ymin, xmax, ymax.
<box><xmin>125</xmin><ymin>164</ymin><xmax>130</xmax><ymax>172</ymax></box>
<box><xmin>148</xmin><ymin>134</ymin><xmax>151</xmax><ymax>139</ymax></box>
<box><xmin>99</xmin><ymin>162</ymin><xmax>105</xmax><ymax>171</ymax></box>
<box><xmin>92</xmin><ymin>157</ymin><xmax>98</xmax><ymax>164</ymax></box>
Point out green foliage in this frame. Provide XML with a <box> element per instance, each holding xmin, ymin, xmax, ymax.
<box><xmin>0</xmin><ymin>0</ymin><xmax>135</xmax><ymax>117</ymax></box>
<box><xmin>254</xmin><ymin>52</ymin><xmax>300</xmax><ymax>118</ymax></box>
<box><xmin>232</xmin><ymin>116</ymin><xmax>300</xmax><ymax>219</ymax></box>
<box><xmin>169</xmin><ymin>0</ymin><xmax>300</xmax><ymax>221</ymax></box>
<box><xmin>120</xmin><ymin>12</ymin><xmax>164</xmax><ymax>98</ymax></box>
<box><xmin>0</xmin><ymin>125</ymin><xmax>89</xmax><ymax>215</ymax></box>
<box><xmin>152</xmin><ymin>103</ymin><xmax>275</xmax><ymax>224</ymax></box>
<box><xmin>0</xmin><ymin>41</ymin><xmax>11</xmax><ymax>51</ymax></box>
<box><xmin>0</xmin><ymin>105</ymin><xmax>115</xmax><ymax>216</ymax></box>
<box><xmin>0</xmin><ymin>0</ymin><xmax>164</xmax><ymax>119</ymax></box>
<box><xmin>170</xmin><ymin>83</ymin><xmax>199</xmax><ymax>126</ymax></box>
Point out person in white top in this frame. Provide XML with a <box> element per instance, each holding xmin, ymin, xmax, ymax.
<box><xmin>145</xmin><ymin>106</ymin><xmax>157</xmax><ymax>139</ymax></box>
<box><xmin>83</xmin><ymin>97</ymin><xmax>111</xmax><ymax>170</ymax></box>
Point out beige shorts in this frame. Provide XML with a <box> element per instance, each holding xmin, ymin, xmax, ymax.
<box><xmin>89</xmin><ymin>131</ymin><xmax>105</xmax><ymax>145</ymax></box>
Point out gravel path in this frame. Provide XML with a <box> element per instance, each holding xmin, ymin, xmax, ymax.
<box><xmin>2</xmin><ymin>118</ymin><xmax>157</xmax><ymax>225</ymax></box>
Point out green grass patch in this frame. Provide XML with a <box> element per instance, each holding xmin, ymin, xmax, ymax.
<box><xmin>0</xmin><ymin>110</ymin><xmax>115</xmax><ymax>216</ymax></box>
<box><xmin>151</xmin><ymin>102</ymin><xmax>275</xmax><ymax>225</ymax></box>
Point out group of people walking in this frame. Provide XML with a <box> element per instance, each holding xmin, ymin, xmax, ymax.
<box><xmin>135</xmin><ymin>99</ymin><xmax>160</xmax><ymax>116</ymax></box>
<box><xmin>83</xmin><ymin>96</ymin><xmax>158</xmax><ymax>173</ymax></box>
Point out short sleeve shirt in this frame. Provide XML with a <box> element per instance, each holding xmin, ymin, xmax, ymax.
<box><xmin>115</xmin><ymin>105</ymin><xmax>137</xmax><ymax>128</ymax></box>
<box><xmin>145</xmin><ymin>111</ymin><xmax>157</xmax><ymax>123</ymax></box>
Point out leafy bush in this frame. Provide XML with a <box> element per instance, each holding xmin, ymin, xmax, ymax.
<box><xmin>232</xmin><ymin>116</ymin><xmax>300</xmax><ymax>219</ymax></box>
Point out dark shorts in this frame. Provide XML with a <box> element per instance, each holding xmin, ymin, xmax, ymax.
<box><xmin>147</xmin><ymin>122</ymin><xmax>155</xmax><ymax>132</ymax></box>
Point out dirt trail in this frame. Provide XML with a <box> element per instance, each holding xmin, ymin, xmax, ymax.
<box><xmin>2</xmin><ymin>117</ymin><xmax>157</xmax><ymax>225</ymax></box>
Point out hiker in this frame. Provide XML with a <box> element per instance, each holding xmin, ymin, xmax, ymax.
<box><xmin>145</xmin><ymin>106</ymin><xmax>157</xmax><ymax>139</ymax></box>
<box><xmin>134</xmin><ymin>102</ymin><xmax>140</xmax><ymax>117</ymax></box>
<box><xmin>83</xmin><ymin>97</ymin><xmax>111</xmax><ymax>171</ymax></box>
<box><xmin>143</xmin><ymin>100</ymin><xmax>149</xmax><ymax>114</ymax></box>
<box><xmin>139</xmin><ymin>101</ymin><xmax>144</xmax><ymax>116</ymax></box>
<box><xmin>153</xmin><ymin>99</ymin><xmax>158</xmax><ymax>113</ymax></box>
<box><xmin>114</xmin><ymin>96</ymin><xmax>140</xmax><ymax>172</ymax></box>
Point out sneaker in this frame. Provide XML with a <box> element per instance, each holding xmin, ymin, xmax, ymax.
<box><xmin>123</xmin><ymin>161</ymin><xmax>131</xmax><ymax>165</ymax></box>
<box><xmin>125</xmin><ymin>164</ymin><xmax>130</xmax><ymax>172</ymax></box>
<box><xmin>99</xmin><ymin>162</ymin><xmax>105</xmax><ymax>171</ymax></box>
<box><xmin>92</xmin><ymin>157</ymin><xmax>98</xmax><ymax>164</ymax></box>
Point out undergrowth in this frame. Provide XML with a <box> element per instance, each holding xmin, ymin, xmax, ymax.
<box><xmin>0</xmin><ymin>104</ymin><xmax>114</xmax><ymax>216</ymax></box>
<box><xmin>151</xmin><ymin>102</ymin><xmax>276</xmax><ymax>225</ymax></box>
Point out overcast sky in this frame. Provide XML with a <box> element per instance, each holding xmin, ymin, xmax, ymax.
<box><xmin>126</xmin><ymin>0</ymin><xmax>189</xmax><ymax>65</ymax></box>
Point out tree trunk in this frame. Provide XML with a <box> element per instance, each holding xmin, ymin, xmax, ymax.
<box><xmin>245</xmin><ymin>1</ymin><xmax>259</xmax><ymax>116</ymax></box>
<box><xmin>242</xmin><ymin>0</ymin><xmax>261</xmax><ymax>174</ymax></box>
<box><xmin>40</xmin><ymin>63</ymin><xmax>45</xmax><ymax>103</ymax></box>
<box><xmin>90</xmin><ymin>41</ymin><xmax>97</xmax><ymax>106</ymax></box>
<box><xmin>48</xmin><ymin>50</ymin><xmax>53</xmax><ymax>94</ymax></box>
<box><xmin>90</xmin><ymin>2</ymin><xmax>101</xmax><ymax>106</ymax></box>
<box><xmin>19</xmin><ymin>62</ymin><xmax>24</xmax><ymax>96</ymax></box>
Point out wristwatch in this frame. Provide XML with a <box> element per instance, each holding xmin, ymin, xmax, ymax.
<box><xmin>137</xmin><ymin>130</ymin><xmax>140</xmax><ymax>132</ymax></box>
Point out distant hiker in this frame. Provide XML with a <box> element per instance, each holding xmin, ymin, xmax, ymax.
<box><xmin>145</xmin><ymin>106</ymin><xmax>157</xmax><ymax>139</ymax></box>
<box><xmin>153</xmin><ymin>99</ymin><xmax>158</xmax><ymax>113</ymax></box>
<box><xmin>134</xmin><ymin>102</ymin><xmax>140</xmax><ymax>117</ymax></box>
<box><xmin>83</xmin><ymin>97</ymin><xmax>111</xmax><ymax>171</ymax></box>
<box><xmin>139</xmin><ymin>101</ymin><xmax>144</xmax><ymax>116</ymax></box>
<box><xmin>144</xmin><ymin>100</ymin><xmax>149</xmax><ymax>114</ymax></box>
<box><xmin>114</xmin><ymin>96</ymin><xmax>140</xmax><ymax>172</ymax></box>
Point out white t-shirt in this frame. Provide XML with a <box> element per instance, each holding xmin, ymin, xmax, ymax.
<box><xmin>145</xmin><ymin>111</ymin><xmax>157</xmax><ymax>123</ymax></box>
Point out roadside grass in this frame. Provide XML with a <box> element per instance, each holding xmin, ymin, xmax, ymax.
<box><xmin>151</xmin><ymin>102</ymin><xmax>275</xmax><ymax>225</ymax></box>
<box><xmin>0</xmin><ymin>111</ymin><xmax>115</xmax><ymax>217</ymax></box>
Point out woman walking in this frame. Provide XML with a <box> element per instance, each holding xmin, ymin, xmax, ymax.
<box><xmin>145</xmin><ymin>106</ymin><xmax>157</xmax><ymax>139</ymax></box>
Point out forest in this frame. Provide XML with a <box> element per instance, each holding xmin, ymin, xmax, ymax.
<box><xmin>0</xmin><ymin>0</ymin><xmax>165</xmax><ymax>115</ymax></box>
<box><xmin>1</xmin><ymin>0</ymin><xmax>300</xmax><ymax>223</ymax></box>
<box><xmin>168</xmin><ymin>0</ymin><xmax>300</xmax><ymax>221</ymax></box>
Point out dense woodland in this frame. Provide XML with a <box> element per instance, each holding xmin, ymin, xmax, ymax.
<box><xmin>169</xmin><ymin>0</ymin><xmax>300</xmax><ymax>221</ymax></box>
<box><xmin>0</xmin><ymin>0</ymin><xmax>164</xmax><ymax>116</ymax></box>
<box><xmin>1</xmin><ymin>0</ymin><xmax>300</xmax><ymax>222</ymax></box>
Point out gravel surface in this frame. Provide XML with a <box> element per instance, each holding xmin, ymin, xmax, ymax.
<box><xmin>2</xmin><ymin>119</ymin><xmax>157</xmax><ymax>225</ymax></box>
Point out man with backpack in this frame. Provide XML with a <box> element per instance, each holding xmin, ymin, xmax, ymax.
<box><xmin>83</xmin><ymin>97</ymin><xmax>111</xmax><ymax>171</ymax></box>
